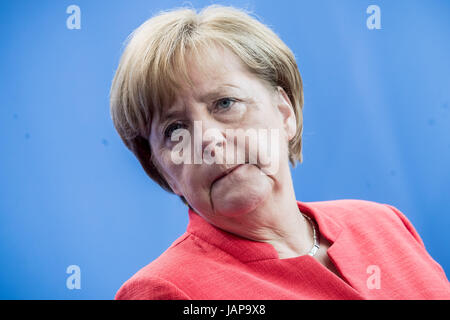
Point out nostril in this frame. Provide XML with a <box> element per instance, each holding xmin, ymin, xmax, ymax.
<box><xmin>216</xmin><ymin>140</ymin><xmax>225</xmax><ymax>148</ymax></box>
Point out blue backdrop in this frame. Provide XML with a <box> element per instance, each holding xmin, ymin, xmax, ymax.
<box><xmin>1</xmin><ymin>0</ymin><xmax>449</xmax><ymax>299</ymax></box>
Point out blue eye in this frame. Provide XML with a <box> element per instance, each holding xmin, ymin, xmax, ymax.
<box><xmin>215</xmin><ymin>98</ymin><xmax>236</xmax><ymax>110</ymax></box>
<box><xmin>164</xmin><ymin>122</ymin><xmax>185</xmax><ymax>139</ymax></box>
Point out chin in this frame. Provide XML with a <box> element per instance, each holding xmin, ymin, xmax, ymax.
<box><xmin>212</xmin><ymin>185</ymin><xmax>270</xmax><ymax>218</ymax></box>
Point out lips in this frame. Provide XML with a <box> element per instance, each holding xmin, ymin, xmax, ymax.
<box><xmin>211</xmin><ymin>164</ymin><xmax>244</xmax><ymax>185</ymax></box>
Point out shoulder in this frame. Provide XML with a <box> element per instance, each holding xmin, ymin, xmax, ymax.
<box><xmin>310</xmin><ymin>199</ymin><xmax>425</xmax><ymax>248</ymax></box>
<box><xmin>115</xmin><ymin>233</ymin><xmax>194</xmax><ymax>300</ymax></box>
<box><xmin>115</xmin><ymin>275</ymin><xmax>191</xmax><ymax>300</ymax></box>
<box><xmin>114</xmin><ymin>231</ymin><xmax>221</xmax><ymax>300</ymax></box>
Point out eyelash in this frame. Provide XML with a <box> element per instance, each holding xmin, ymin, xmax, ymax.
<box><xmin>214</xmin><ymin>97</ymin><xmax>237</xmax><ymax>111</ymax></box>
<box><xmin>163</xmin><ymin>97</ymin><xmax>238</xmax><ymax>139</ymax></box>
<box><xmin>164</xmin><ymin>122</ymin><xmax>185</xmax><ymax>139</ymax></box>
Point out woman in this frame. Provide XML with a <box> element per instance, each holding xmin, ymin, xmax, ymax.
<box><xmin>109</xmin><ymin>5</ymin><xmax>450</xmax><ymax>299</ymax></box>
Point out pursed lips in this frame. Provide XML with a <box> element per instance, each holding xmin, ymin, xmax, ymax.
<box><xmin>211</xmin><ymin>164</ymin><xmax>245</xmax><ymax>186</ymax></box>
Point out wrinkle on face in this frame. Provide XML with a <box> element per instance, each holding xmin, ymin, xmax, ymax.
<box><xmin>148</xmin><ymin>44</ymin><xmax>291</xmax><ymax>221</ymax></box>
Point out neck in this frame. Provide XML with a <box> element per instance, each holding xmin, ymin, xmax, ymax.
<box><xmin>207</xmin><ymin>169</ymin><xmax>314</xmax><ymax>259</ymax></box>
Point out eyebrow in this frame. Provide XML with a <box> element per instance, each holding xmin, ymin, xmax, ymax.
<box><xmin>160</xmin><ymin>109</ymin><xmax>184</xmax><ymax>124</ymax></box>
<box><xmin>199</xmin><ymin>84</ymin><xmax>240</xmax><ymax>102</ymax></box>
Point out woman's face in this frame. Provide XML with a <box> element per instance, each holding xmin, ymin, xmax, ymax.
<box><xmin>149</xmin><ymin>45</ymin><xmax>296</xmax><ymax>224</ymax></box>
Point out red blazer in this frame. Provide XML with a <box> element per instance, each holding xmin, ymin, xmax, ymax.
<box><xmin>115</xmin><ymin>199</ymin><xmax>450</xmax><ymax>299</ymax></box>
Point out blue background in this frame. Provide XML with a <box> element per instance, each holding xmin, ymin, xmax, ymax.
<box><xmin>1</xmin><ymin>0</ymin><xmax>449</xmax><ymax>299</ymax></box>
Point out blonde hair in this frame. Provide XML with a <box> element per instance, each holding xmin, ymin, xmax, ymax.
<box><xmin>109</xmin><ymin>4</ymin><xmax>304</xmax><ymax>206</ymax></box>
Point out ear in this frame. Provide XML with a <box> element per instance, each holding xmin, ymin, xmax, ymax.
<box><xmin>275</xmin><ymin>86</ymin><xmax>296</xmax><ymax>141</ymax></box>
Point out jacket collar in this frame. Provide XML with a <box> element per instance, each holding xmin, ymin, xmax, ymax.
<box><xmin>187</xmin><ymin>200</ymin><xmax>344</xmax><ymax>263</ymax></box>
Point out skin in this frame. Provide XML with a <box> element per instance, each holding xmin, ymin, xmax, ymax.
<box><xmin>148</xmin><ymin>45</ymin><xmax>341</xmax><ymax>275</ymax></box>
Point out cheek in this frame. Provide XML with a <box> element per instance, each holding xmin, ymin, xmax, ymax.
<box><xmin>157</xmin><ymin>142</ymin><xmax>208</xmax><ymax>192</ymax></box>
<box><xmin>177</xmin><ymin>165</ymin><xmax>213</xmax><ymax>212</ymax></box>
<box><xmin>241</xmin><ymin>113</ymin><xmax>286</xmax><ymax>176</ymax></box>
<box><xmin>163</xmin><ymin>161</ymin><xmax>207</xmax><ymax>197</ymax></box>
<box><xmin>155</xmin><ymin>149</ymin><xmax>184</xmax><ymax>187</ymax></box>
<box><xmin>151</xmin><ymin>139</ymin><xmax>206</xmax><ymax>197</ymax></box>
<box><xmin>241</xmin><ymin>111</ymin><xmax>283</xmax><ymax>159</ymax></box>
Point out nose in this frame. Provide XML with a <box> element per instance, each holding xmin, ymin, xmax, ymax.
<box><xmin>192</xmin><ymin>118</ymin><xmax>227</xmax><ymax>164</ymax></box>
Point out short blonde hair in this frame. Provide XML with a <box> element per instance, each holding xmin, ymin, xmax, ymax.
<box><xmin>109</xmin><ymin>4</ymin><xmax>304</xmax><ymax>206</ymax></box>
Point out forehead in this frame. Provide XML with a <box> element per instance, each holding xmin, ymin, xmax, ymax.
<box><xmin>153</xmin><ymin>44</ymin><xmax>266</xmax><ymax>119</ymax></box>
<box><xmin>180</xmin><ymin>44</ymin><xmax>254</xmax><ymax>97</ymax></box>
<box><xmin>149</xmin><ymin>43</ymin><xmax>275</xmax><ymax>138</ymax></box>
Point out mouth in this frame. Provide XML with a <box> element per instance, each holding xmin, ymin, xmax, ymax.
<box><xmin>211</xmin><ymin>164</ymin><xmax>245</xmax><ymax>186</ymax></box>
